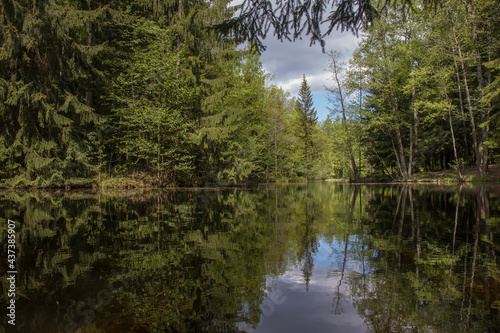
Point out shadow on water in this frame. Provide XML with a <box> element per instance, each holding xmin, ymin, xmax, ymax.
<box><xmin>0</xmin><ymin>184</ymin><xmax>499</xmax><ymax>332</ymax></box>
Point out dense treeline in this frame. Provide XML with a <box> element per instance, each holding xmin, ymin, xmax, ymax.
<box><xmin>0</xmin><ymin>0</ymin><xmax>498</xmax><ymax>187</ymax></box>
<box><xmin>348</xmin><ymin>0</ymin><xmax>500</xmax><ymax>180</ymax></box>
<box><xmin>0</xmin><ymin>0</ymin><xmax>321</xmax><ymax>186</ymax></box>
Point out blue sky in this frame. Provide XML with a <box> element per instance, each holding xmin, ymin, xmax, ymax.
<box><xmin>312</xmin><ymin>92</ymin><xmax>331</xmax><ymax>121</ymax></box>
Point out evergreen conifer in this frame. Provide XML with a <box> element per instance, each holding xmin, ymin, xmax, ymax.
<box><xmin>294</xmin><ymin>75</ymin><xmax>317</xmax><ymax>181</ymax></box>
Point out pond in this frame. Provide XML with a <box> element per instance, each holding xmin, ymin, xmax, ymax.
<box><xmin>1</xmin><ymin>183</ymin><xmax>499</xmax><ymax>332</ymax></box>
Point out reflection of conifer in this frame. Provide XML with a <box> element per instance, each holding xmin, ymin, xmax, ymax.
<box><xmin>298</xmin><ymin>188</ymin><xmax>318</xmax><ymax>291</ymax></box>
<box><xmin>301</xmin><ymin>246</ymin><xmax>314</xmax><ymax>291</ymax></box>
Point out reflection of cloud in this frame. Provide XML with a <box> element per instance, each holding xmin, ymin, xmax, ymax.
<box><xmin>239</xmin><ymin>236</ymin><xmax>375</xmax><ymax>332</ymax></box>
<box><xmin>246</xmin><ymin>265</ymin><xmax>366</xmax><ymax>333</ymax></box>
<box><xmin>278</xmin><ymin>265</ymin><xmax>348</xmax><ymax>292</ymax></box>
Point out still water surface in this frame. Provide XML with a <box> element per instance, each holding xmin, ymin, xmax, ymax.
<box><xmin>1</xmin><ymin>183</ymin><xmax>499</xmax><ymax>332</ymax></box>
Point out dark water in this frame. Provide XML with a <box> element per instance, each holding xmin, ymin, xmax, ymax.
<box><xmin>1</xmin><ymin>183</ymin><xmax>499</xmax><ymax>333</ymax></box>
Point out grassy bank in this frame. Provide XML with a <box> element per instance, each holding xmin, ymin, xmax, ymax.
<box><xmin>404</xmin><ymin>164</ymin><xmax>500</xmax><ymax>184</ymax></box>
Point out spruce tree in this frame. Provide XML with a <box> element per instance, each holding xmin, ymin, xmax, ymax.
<box><xmin>294</xmin><ymin>74</ymin><xmax>317</xmax><ymax>181</ymax></box>
<box><xmin>107</xmin><ymin>0</ymin><xmax>245</xmax><ymax>185</ymax></box>
<box><xmin>0</xmin><ymin>0</ymin><xmax>111</xmax><ymax>186</ymax></box>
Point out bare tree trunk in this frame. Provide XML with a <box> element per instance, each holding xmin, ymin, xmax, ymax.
<box><xmin>444</xmin><ymin>86</ymin><xmax>462</xmax><ymax>178</ymax></box>
<box><xmin>408</xmin><ymin>121</ymin><xmax>413</xmax><ymax>177</ymax></box>
<box><xmin>274</xmin><ymin>113</ymin><xmax>278</xmax><ymax>181</ymax></box>
<box><xmin>450</xmin><ymin>15</ymin><xmax>481</xmax><ymax>174</ymax></box>
<box><xmin>452</xmin><ymin>45</ymin><xmax>470</xmax><ymax>162</ymax></box>
<box><xmin>387</xmin><ymin>69</ymin><xmax>408</xmax><ymax>178</ymax></box>
<box><xmin>452</xmin><ymin>46</ymin><xmax>466</xmax><ymax>119</ymax></box>
<box><xmin>329</xmin><ymin>52</ymin><xmax>358</xmax><ymax>180</ymax></box>
<box><xmin>465</xmin><ymin>0</ymin><xmax>489</xmax><ymax>177</ymax></box>
<box><xmin>410</xmin><ymin>85</ymin><xmax>418</xmax><ymax>176</ymax></box>
<box><xmin>358</xmin><ymin>76</ymin><xmax>363</xmax><ymax>178</ymax></box>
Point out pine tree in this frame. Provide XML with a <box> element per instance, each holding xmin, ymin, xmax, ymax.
<box><xmin>107</xmin><ymin>0</ymin><xmax>246</xmax><ymax>185</ymax></box>
<box><xmin>265</xmin><ymin>86</ymin><xmax>295</xmax><ymax>181</ymax></box>
<box><xmin>198</xmin><ymin>50</ymin><xmax>268</xmax><ymax>184</ymax></box>
<box><xmin>0</xmin><ymin>0</ymin><xmax>110</xmax><ymax>186</ymax></box>
<box><xmin>294</xmin><ymin>74</ymin><xmax>317</xmax><ymax>181</ymax></box>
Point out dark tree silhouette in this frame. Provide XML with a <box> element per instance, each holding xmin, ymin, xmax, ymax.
<box><xmin>221</xmin><ymin>0</ymin><xmax>439</xmax><ymax>51</ymax></box>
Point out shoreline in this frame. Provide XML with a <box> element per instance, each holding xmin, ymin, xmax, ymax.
<box><xmin>1</xmin><ymin>165</ymin><xmax>498</xmax><ymax>190</ymax></box>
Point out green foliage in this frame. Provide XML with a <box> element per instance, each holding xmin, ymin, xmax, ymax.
<box><xmin>112</xmin><ymin>22</ymin><xmax>195</xmax><ymax>185</ymax></box>
<box><xmin>294</xmin><ymin>75</ymin><xmax>318</xmax><ymax>181</ymax></box>
<box><xmin>325</xmin><ymin>50</ymin><xmax>364</xmax><ymax>180</ymax></box>
<box><xmin>264</xmin><ymin>86</ymin><xmax>297</xmax><ymax>180</ymax></box>
<box><xmin>347</xmin><ymin>0</ymin><xmax>499</xmax><ymax>178</ymax></box>
<box><xmin>0</xmin><ymin>0</ymin><xmax>109</xmax><ymax>184</ymax></box>
<box><xmin>1</xmin><ymin>0</ymin><xmax>497</xmax><ymax>186</ymax></box>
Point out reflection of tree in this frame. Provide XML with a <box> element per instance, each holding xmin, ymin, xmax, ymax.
<box><xmin>330</xmin><ymin>186</ymin><xmax>358</xmax><ymax>314</ymax></box>
<box><xmin>0</xmin><ymin>189</ymin><xmax>303</xmax><ymax>332</ymax></box>
<box><xmin>296</xmin><ymin>184</ymin><xmax>319</xmax><ymax>291</ymax></box>
<box><xmin>0</xmin><ymin>191</ymin><xmax>113</xmax><ymax>332</ymax></box>
<box><xmin>348</xmin><ymin>186</ymin><xmax>500</xmax><ymax>332</ymax></box>
<box><xmin>107</xmin><ymin>190</ymin><xmax>287</xmax><ymax>332</ymax></box>
<box><xmin>0</xmin><ymin>184</ymin><xmax>498</xmax><ymax>332</ymax></box>
<box><xmin>332</xmin><ymin>234</ymin><xmax>349</xmax><ymax>315</ymax></box>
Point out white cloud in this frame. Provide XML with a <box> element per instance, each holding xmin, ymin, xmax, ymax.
<box><xmin>228</xmin><ymin>2</ymin><xmax>360</xmax><ymax>120</ymax></box>
<box><xmin>260</xmin><ymin>31</ymin><xmax>359</xmax><ymax>97</ymax></box>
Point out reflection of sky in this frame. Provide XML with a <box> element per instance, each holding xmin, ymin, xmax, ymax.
<box><xmin>315</xmin><ymin>236</ymin><xmax>374</xmax><ymax>275</ymax></box>
<box><xmin>315</xmin><ymin>237</ymin><xmax>342</xmax><ymax>268</ymax></box>
<box><xmin>240</xmin><ymin>236</ymin><xmax>370</xmax><ymax>333</ymax></box>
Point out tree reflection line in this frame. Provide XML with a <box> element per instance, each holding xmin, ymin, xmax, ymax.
<box><xmin>0</xmin><ymin>185</ymin><xmax>498</xmax><ymax>332</ymax></box>
<box><xmin>322</xmin><ymin>185</ymin><xmax>499</xmax><ymax>332</ymax></box>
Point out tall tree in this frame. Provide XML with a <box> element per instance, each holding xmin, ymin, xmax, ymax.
<box><xmin>326</xmin><ymin>50</ymin><xmax>359</xmax><ymax>180</ymax></box>
<box><xmin>354</xmin><ymin>12</ymin><xmax>412</xmax><ymax>178</ymax></box>
<box><xmin>350</xmin><ymin>0</ymin><xmax>499</xmax><ymax>178</ymax></box>
<box><xmin>294</xmin><ymin>75</ymin><xmax>318</xmax><ymax>181</ymax></box>
<box><xmin>112</xmin><ymin>23</ymin><xmax>195</xmax><ymax>185</ymax></box>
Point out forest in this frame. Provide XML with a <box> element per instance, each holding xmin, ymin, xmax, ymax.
<box><xmin>0</xmin><ymin>0</ymin><xmax>498</xmax><ymax>187</ymax></box>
